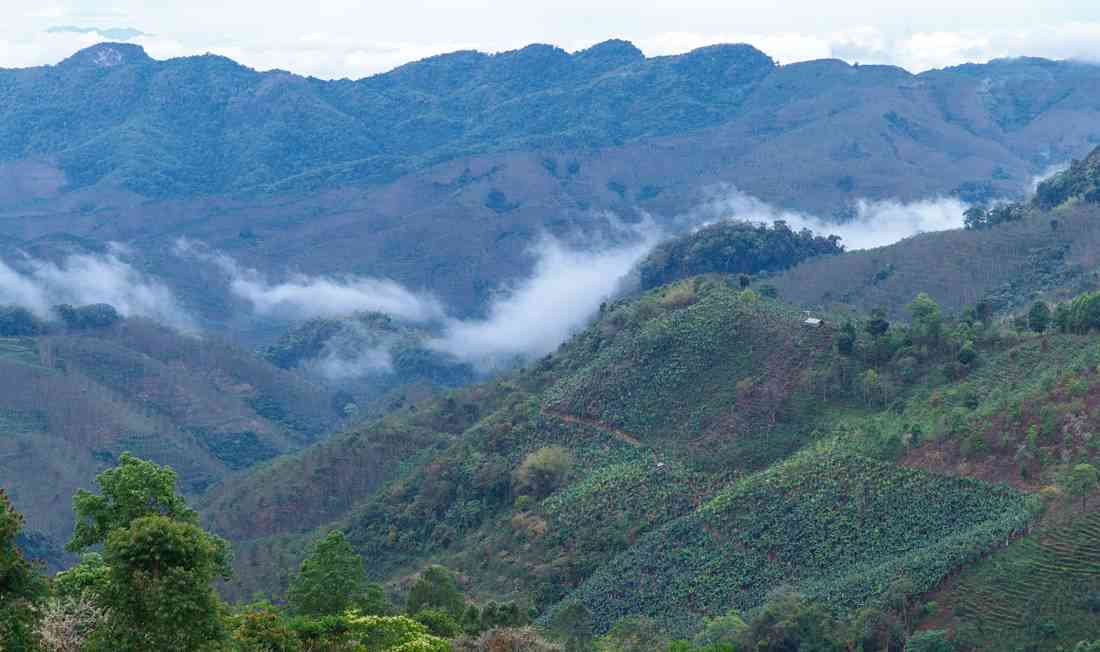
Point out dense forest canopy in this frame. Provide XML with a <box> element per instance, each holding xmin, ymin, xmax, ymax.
<box><xmin>639</xmin><ymin>220</ymin><xmax>843</xmax><ymax>290</ymax></box>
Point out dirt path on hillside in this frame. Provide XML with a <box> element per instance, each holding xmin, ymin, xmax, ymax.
<box><xmin>541</xmin><ymin>408</ymin><xmax>643</xmax><ymax>448</ymax></box>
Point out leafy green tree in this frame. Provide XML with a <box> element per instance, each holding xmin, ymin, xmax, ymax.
<box><xmin>461</xmin><ymin>604</ymin><xmax>483</xmax><ymax>635</ymax></box>
<box><xmin>1028</xmin><ymin>301</ymin><xmax>1051</xmax><ymax>333</ymax></box>
<box><xmin>1055</xmin><ymin>303</ymin><xmax>1072</xmax><ymax>332</ymax></box>
<box><xmin>287</xmin><ymin>530</ymin><xmax>369</xmax><ymax>616</ymax></box>
<box><xmin>848</xmin><ymin>607</ymin><xmax>905</xmax><ymax>651</ymax></box>
<box><xmin>230</xmin><ymin>602</ymin><xmax>304</xmax><ymax>652</ymax></box>
<box><xmin>962</xmin><ymin>206</ymin><xmax>988</xmax><ymax>230</ymax></box>
<box><xmin>67</xmin><ymin>452</ymin><xmax>197</xmax><ymax>553</ymax></box>
<box><xmin>693</xmin><ymin>609</ymin><xmax>747</xmax><ymax>648</ymax></box>
<box><xmin>413</xmin><ymin>607</ymin><xmax>461</xmax><ymax>637</ymax></box>
<box><xmin>1067</xmin><ymin>463</ymin><xmax>1100</xmax><ymax>510</ymax></box>
<box><xmin>91</xmin><ymin>515</ymin><xmax>230</xmax><ymax>651</ymax></box>
<box><xmin>1</xmin><ymin>489</ymin><xmax>46</xmax><ymax>652</ymax></box>
<box><xmin>548</xmin><ymin>602</ymin><xmax>595</xmax><ymax>652</ymax></box>
<box><xmin>738</xmin><ymin>594</ymin><xmax>843</xmax><ymax>652</ymax></box>
<box><xmin>908</xmin><ymin>293</ymin><xmax>943</xmax><ymax>347</ymax></box>
<box><xmin>957</xmin><ymin>341</ymin><xmax>977</xmax><ymax>366</ymax></box>
<box><xmin>836</xmin><ymin>322</ymin><xmax>857</xmax><ymax>355</ymax></box>
<box><xmin>406</xmin><ymin>565</ymin><xmax>464</xmax><ymax>619</ymax></box>
<box><xmin>0</xmin><ymin>305</ymin><xmax>46</xmax><ymax>336</ymax></box>
<box><xmin>56</xmin><ymin>303</ymin><xmax>122</xmax><ymax>330</ymax></box>
<box><xmin>865</xmin><ymin>309</ymin><xmax>890</xmax><ymax>338</ymax></box>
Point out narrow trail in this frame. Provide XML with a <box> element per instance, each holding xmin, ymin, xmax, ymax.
<box><xmin>541</xmin><ymin>408</ymin><xmax>643</xmax><ymax>448</ymax></box>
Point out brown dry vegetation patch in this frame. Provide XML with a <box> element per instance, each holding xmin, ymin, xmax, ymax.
<box><xmin>901</xmin><ymin>440</ymin><xmax>1041</xmax><ymax>492</ymax></box>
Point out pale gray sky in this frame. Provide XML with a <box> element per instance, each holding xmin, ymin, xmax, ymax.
<box><xmin>3</xmin><ymin>1</ymin><xmax>1100</xmax><ymax>77</ymax></box>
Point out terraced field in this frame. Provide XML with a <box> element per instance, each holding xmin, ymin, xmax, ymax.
<box><xmin>946</xmin><ymin>511</ymin><xmax>1100</xmax><ymax>647</ymax></box>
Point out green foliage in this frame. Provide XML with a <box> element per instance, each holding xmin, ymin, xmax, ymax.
<box><xmin>414</xmin><ymin>608</ymin><xmax>462</xmax><ymax>638</ymax></box>
<box><xmin>738</xmin><ymin>593</ymin><xmax>843</xmax><ymax>652</ymax></box>
<box><xmin>287</xmin><ymin>530</ymin><xmax>369</xmax><ymax>616</ymax></box>
<box><xmin>1034</xmin><ymin>145</ymin><xmax>1100</xmax><ymax>210</ymax></box>
<box><xmin>847</xmin><ymin>606</ymin><xmax>905</xmax><ymax>652</ymax></box>
<box><xmin>639</xmin><ymin>220</ymin><xmax>842</xmax><ymax>290</ymax></box>
<box><xmin>407</xmin><ymin>565</ymin><xmax>465</xmax><ymax>620</ymax></box>
<box><xmin>1061</xmin><ymin>291</ymin><xmax>1100</xmax><ymax>334</ymax></box>
<box><xmin>692</xmin><ymin>610</ymin><xmax>747</xmax><ymax>648</ymax></box>
<box><xmin>551</xmin><ymin>448</ymin><xmax>1034</xmax><ymax>635</ymax></box>
<box><xmin>908</xmin><ymin>293</ymin><xmax>943</xmax><ymax>347</ymax></box>
<box><xmin>230</xmin><ymin>602</ymin><xmax>304</xmax><ymax>652</ymax></box>
<box><xmin>595</xmin><ymin>616</ymin><xmax>670</xmax><ymax>651</ymax></box>
<box><xmin>903</xmin><ymin>630</ymin><xmax>954</xmax><ymax>652</ymax></box>
<box><xmin>1065</xmin><ymin>463</ymin><xmax>1099</xmax><ymax>509</ymax></box>
<box><xmin>547</xmin><ymin>602</ymin><xmax>595</xmax><ymax>652</ymax></box>
<box><xmin>0</xmin><ymin>305</ymin><xmax>46</xmax><ymax>336</ymax></box>
<box><xmin>68</xmin><ymin>452</ymin><xmax>197</xmax><ymax>552</ymax></box>
<box><xmin>941</xmin><ymin>509</ymin><xmax>1100</xmax><ymax>649</ymax></box>
<box><xmin>1029</xmin><ymin>301</ymin><xmax>1052</xmax><ymax>333</ymax></box>
<box><xmin>513</xmin><ymin>447</ymin><xmax>573</xmax><ymax>498</ymax></box>
<box><xmin>866</xmin><ymin>309</ymin><xmax>890</xmax><ymax>338</ymax></box>
<box><xmin>91</xmin><ymin>515</ymin><xmax>231</xmax><ymax>651</ymax></box>
<box><xmin>345</xmin><ymin>612</ymin><xmax>450</xmax><ymax>651</ymax></box>
<box><xmin>0</xmin><ymin>489</ymin><xmax>46</xmax><ymax>652</ymax></box>
<box><xmin>961</xmin><ymin>203</ymin><xmax>1028</xmax><ymax>230</ymax></box>
<box><xmin>53</xmin><ymin>552</ymin><xmax>109</xmax><ymax>600</ymax></box>
<box><xmin>56</xmin><ymin>303</ymin><xmax>122</xmax><ymax>330</ymax></box>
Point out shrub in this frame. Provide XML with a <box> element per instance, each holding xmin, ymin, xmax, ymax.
<box><xmin>453</xmin><ymin>626</ymin><xmax>563</xmax><ymax>651</ymax></box>
<box><xmin>413</xmin><ymin>608</ymin><xmax>461</xmax><ymax>638</ymax></box>
<box><xmin>513</xmin><ymin>447</ymin><xmax>573</xmax><ymax>498</ymax></box>
<box><xmin>406</xmin><ymin>565</ymin><xmax>464</xmax><ymax>619</ymax></box>
<box><xmin>659</xmin><ymin>282</ymin><xmax>698</xmax><ymax>310</ymax></box>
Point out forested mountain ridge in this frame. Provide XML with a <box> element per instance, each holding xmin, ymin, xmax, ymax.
<box><xmin>0</xmin><ymin>43</ymin><xmax>1098</xmax><ymax>326</ymax></box>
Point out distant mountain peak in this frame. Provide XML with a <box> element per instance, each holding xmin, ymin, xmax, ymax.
<box><xmin>60</xmin><ymin>42</ymin><xmax>151</xmax><ymax>69</ymax></box>
<box><xmin>575</xmin><ymin>39</ymin><xmax>645</xmax><ymax>66</ymax></box>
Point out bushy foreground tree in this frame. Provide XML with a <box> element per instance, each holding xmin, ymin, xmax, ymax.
<box><xmin>63</xmin><ymin>453</ymin><xmax>231</xmax><ymax>651</ymax></box>
<box><xmin>287</xmin><ymin>530</ymin><xmax>371</xmax><ymax>616</ymax></box>
<box><xmin>1</xmin><ymin>490</ymin><xmax>47</xmax><ymax>651</ymax></box>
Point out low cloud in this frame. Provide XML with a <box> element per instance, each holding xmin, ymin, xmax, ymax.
<box><xmin>429</xmin><ymin>221</ymin><xmax>663</xmax><ymax>368</ymax></box>
<box><xmin>0</xmin><ymin>249</ymin><xmax>195</xmax><ymax>331</ymax></box>
<box><xmin>174</xmin><ymin>239</ymin><xmax>444</xmax><ymax>323</ymax></box>
<box><xmin>1027</xmin><ymin>162</ymin><xmax>1070</xmax><ymax>196</ymax></box>
<box><xmin>691</xmin><ymin>186</ymin><xmax>969</xmax><ymax>251</ymax></box>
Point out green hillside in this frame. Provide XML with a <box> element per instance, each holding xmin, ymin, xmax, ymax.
<box><xmin>0</xmin><ymin>316</ymin><xmax>340</xmax><ymax>569</ymax></box>
<box><xmin>550</xmin><ymin>446</ymin><xmax>1034</xmax><ymax>636</ymax></box>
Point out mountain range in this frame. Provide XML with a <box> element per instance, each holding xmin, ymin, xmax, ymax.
<box><xmin>1</xmin><ymin>41</ymin><xmax>1099</xmax><ymax>326</ymax></box>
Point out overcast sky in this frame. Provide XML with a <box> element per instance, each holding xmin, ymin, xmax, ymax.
<box><xmin>3</xmin><ymin>1</ymin><xmax>1100</xmax><ymax>78</ymax></box>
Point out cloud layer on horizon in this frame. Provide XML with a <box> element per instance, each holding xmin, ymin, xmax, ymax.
<box><xmin>3</xmin><ymin>18</ymin><xmax>1100</xmax><ymax>79</ymax></box>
